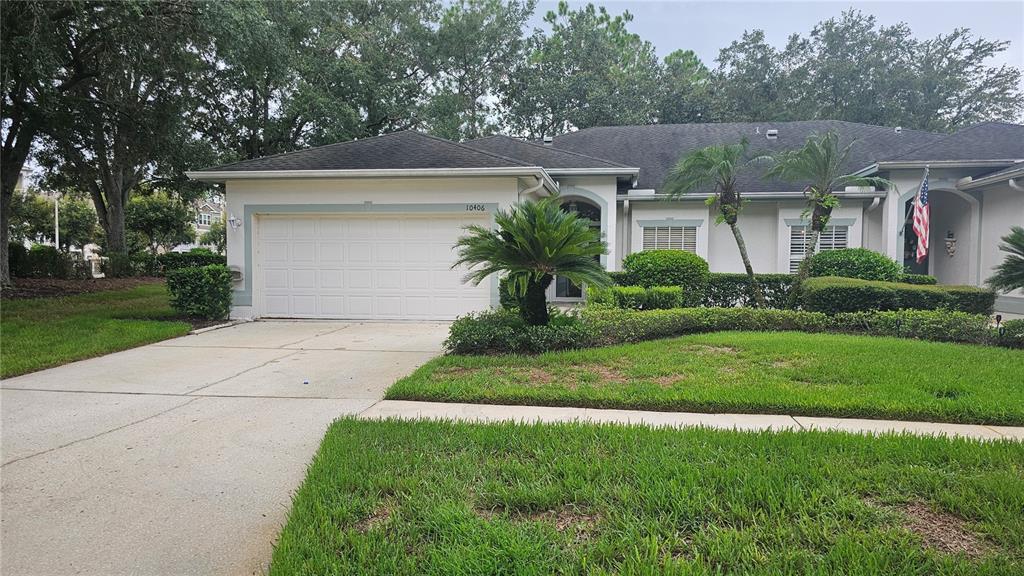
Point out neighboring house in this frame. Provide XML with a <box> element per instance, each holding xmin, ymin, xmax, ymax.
<box><xmin>173</xmin><ymin>196</ymin><xmax>224</xmax><ymax>252</ymax></box>
<box><xmin>187</xmin><ymin>121</ymin><xmax>1024</xmax><ymax>321</ymax></box>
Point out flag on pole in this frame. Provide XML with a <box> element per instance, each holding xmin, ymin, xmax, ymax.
<box><xmin>912</xmin><ymin>167</ymin><xmax>930</xmax><ymax>264</ymax></box>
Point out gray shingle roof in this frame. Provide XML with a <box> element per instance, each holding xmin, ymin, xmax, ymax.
<box><xmin>197</xmin><ymin>130</ymin><xmax>530</xmax><ymax>172</ymax></box>
<box><xmin>463</xmin><ymin>135</ymin><xmax>630</xmax><ymax>169</ymax></box>
<box><xmin>887</xmin><ymin>122</ymin><xmax>1024</xmax><ymax>162</ymax></box>
<box><xmin>550</xmin><ymin>120</ymin><xmax>947</xmax><ymax>192</ymax></box>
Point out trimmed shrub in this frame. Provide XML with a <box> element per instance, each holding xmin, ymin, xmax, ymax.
<box><xmin>587</xmin><ymin>285</ymin><xmax>684</xmax><ymax>310</ymax></box>
<box><xmin>7</xmin><ymin>242</ymin><xmax>29</xmax><ymax>277</ymax></box>
<box><xmin>832</xmin><ymin>310</ymin><xmax>992</xmax><ymax>344</ymax></box>
<box><xmin>800</xmin><ymin>276</ymin><xmax>995</xmax><ymax>315</ymax></box>
<box><xmin>102</xmin><ymin>252</ymin><xmax>161</xmax><ymax>277</ymax></box>
<box><xmin>621</xmin><ymin>250</ymin><xmax>709</xmax><ymax>306</ymax></box>
<box><xmin>10</xmin><ymin>244</ymin><xmax>89</xmax><ymax>279</ymax></box>
<box><xmin>898</xmin><ymin>273</ymin><xmax>937</xmax><ymax>285</ymax></box>
<box><xmin>165</xmin><ymin>264</ymin><xmax>233</xmax><ymax>320</ymax></box>
<box><xmin>607</xmin><ymin>270</ymin><xmax>636</xmax><ymax>286</ymax></box>
<box><xmin>704</xmin><ymin>273</ymin><xmax>795</xmax><ymax>309</ymax></box>
<box><xmin>157</xmin><ymin>251</ymin><xmax>226</xmax><ymax>272</ymax></box>
<box><xmin>445</xmin><ymin>308</ymin><xmax>593</xmax><ymax>355</ymax></box>
<box><xmin>944</xmin><ymin>285</ymin><xmax>998</xmax><ymax>316</ymax></box>
<box><xmin>807</xmin><ymin>248</ymin><xmax>903</xmax><ymax>281</ymax></box>
<box><xmin>997</xmin><ymin>319</ymin><xmax>1024</xmax><ymax>349</ymax></box>
<box><xmin>446</xmin><ymin>305</ymin><xmax>1015</xmax><ymax>355</ymax></box>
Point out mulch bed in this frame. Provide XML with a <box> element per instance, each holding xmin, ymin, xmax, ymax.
<box><xmin>0</xmin><ymin>277</ymin><xmax>165</xmax><ymax>300</ymax></box>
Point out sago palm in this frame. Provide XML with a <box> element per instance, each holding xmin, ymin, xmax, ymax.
<box><xmin>988</xmin><ymin>226</ymin><xmax>1024</xmax><ymax>293</ymax></box>
<box><xmin>765</xmin><ymin>131</ymin><xmax>895</xmax><ymax>290</ymax></box>
<box><xmin>453</xmin><ymin>196</ymin><xmax>611</xmax><ymax>326</ymax></box>
<box><xmin>664</xmin><ymin>138</ymin><xmax>767</xmax><ymax>307</ymax></box>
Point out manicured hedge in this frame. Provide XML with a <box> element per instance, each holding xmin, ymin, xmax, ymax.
<box><xmin>998</xmin><ymin>319</ymin><xmax>1024</xmax><ymax>349</ymax></box>
<box><xmin>8</xmin><ymin>244</ymin><xmax>91</xmax><ymax>279</ymax></box>
<box><xmin>166</xmin><ymin>264</ymin><xmax>233</xmax><ymax>320</ymax></box>
<box><xmin>446</xmin><ymin>309</ymin><xmax>594</xmax><ymax>355</ymax></box>
<box><xmin>157</xmin><ymin>252</ymin><xmax>226</xmax><ymax>271</ymax></box>
<box><xmin>807</xmin><ymin>248</ymin><xmax>903</xmax><ymax>281</ymax></box>
<box><xmin>445</xmin><ymin>306</ymin><xmax>1014</xmax><ymax>355</ymax></box>
<box><xmin>898</xmin><ymin>273</ymin><xmax>937</xmax><ymax>285</ymax></box>
<box><xmin>621</xmin><ymin>250</ymin><xmax>709</xmax><ymax>307</ymax></box>
<box><xmin>704</xmin><ymin>273</ymin><xmax>795</xmax><ymax>309</ymax></box>
<box><xmin>800</xmin><ymin>276</ymin><xmax>995</xmax><ymax>315</ymax></box>
<box><xmin>587</xmin><ymin>285</ymin><xmax>684</xmax><ymax>310</ymax></box>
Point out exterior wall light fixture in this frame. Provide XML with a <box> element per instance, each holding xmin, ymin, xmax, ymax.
<box><xmin>944</xmin><ymin>230</ymin><xmax>957</xmax><ymax>257</ymax></box>
<box><xmin>228</xmin><ymin>214</ymin><xmax>242</xmax><ymax>231</ymax></box>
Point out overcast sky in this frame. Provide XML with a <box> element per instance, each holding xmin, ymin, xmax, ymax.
<box><xmin>530</xmin><ymin>0</ymin><xmax>1024</xmax><ymax>70</ymax></box>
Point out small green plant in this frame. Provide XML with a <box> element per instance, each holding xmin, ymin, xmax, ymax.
<box><xmin>165</xmin><ymin>264</ymin><xmax>232</xmax><ymax>320</ymax></box>
<box><xmin>587</xmin><ymin>285</ymin><xmax>684</xmax><ymax>310</ymax></box>
<box><xmin>807</xmin><ymin>248</ymin><xmax>903</xmax><ymax>281</ymax></box>
<box><xmin>621</xmin><ymin>250</ymin><xmax>709</xmax><ymax>306</ymax></box>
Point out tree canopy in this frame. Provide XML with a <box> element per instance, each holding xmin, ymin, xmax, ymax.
<box><xmin>2</xmin><ymin>1</ymin><xmax>1021</xmax><ymax>282</ymax></box>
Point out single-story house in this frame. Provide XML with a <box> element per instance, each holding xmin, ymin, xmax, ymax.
<box><xmin>187</xmin><ymin>120</ymin><xmax>1024</xmax><ymax>321</ymax></box>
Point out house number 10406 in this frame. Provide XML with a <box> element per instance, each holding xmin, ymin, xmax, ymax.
<box><xmin>465</xmin><ymin>204</ymin><xmax>486</xmax><ymax>212</ymax></box>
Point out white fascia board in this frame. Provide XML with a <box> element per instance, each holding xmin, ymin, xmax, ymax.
<box><xmin>617</xmin><ymin>190</ymin><xmax>886</xmax><ymax>201</ymax></box>
<box><xmin>875</xmin><ymin>159</ymin><xmax>1021</xmax><ymax>170</ymax></box>
<box><xmin>958</xmin><ymin>166</ymin><xmax>1024</xmax><ymax>190</ymax></box>
<box><xmin>186</xmin><ymin>166</ymin><xmax>560</xmax><ymax>194</ymax></box>
<box><xmin>544</xmin><ymin>167</ymin><xmax>640</xmax><ymax>176</ymax></box>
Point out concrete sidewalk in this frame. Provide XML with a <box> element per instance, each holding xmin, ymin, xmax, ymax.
<box><xmin>360</xmin><ymin>400</ymin><xmax>1024</xmax><ymax>441</ymax></box>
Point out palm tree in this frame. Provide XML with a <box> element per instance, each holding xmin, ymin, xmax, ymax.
<box><xmin>988</xmin><ymin>226</ymin><xmax>1024</xmax><ymax>292</ymax></box>
<box><xmin>765</xmin><ymin>131</ymin><xmax>894</xmax><ymax>293</ymax></box>
<box><xmin>664</xmin><ymin>138</ymin><xmax>767</xmax><ymax>307</ymax></box>
<box><xmin>453</xmin><ymin>196</ymin><xmax>611</xmax><ymax>326</ymax></box>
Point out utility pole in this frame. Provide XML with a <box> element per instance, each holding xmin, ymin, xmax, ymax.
<box><xmin>54</xmin><ymin>196</ymin><xmax>60</xmax><ymax>249</ymax></box>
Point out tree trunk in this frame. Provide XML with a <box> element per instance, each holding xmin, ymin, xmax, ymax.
<box><xmin>789</xmin><ymin>202</ymin><xmax>832</xmax><ymax>307</ymax></box>
<box><xmin>105</xmin><ymin>200</ymin><xmax>128</xmax><ymax>255</ymax></box>
<box><xmin>728</xmin><ymin>222</ymin><xmax>765</xmax><ymax>307</ymax></box>
<box><xmin>520</xmin><ymin>274</ymin><xmax>553</xmax><ymax>326</ymax></box>
<box><xmin>0</xmin><ymin>186</ymin><xmax>12</xmax><ymax>287</ymax></box>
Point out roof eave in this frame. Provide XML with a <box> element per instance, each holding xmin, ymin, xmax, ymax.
<box><xmin>958</xmin><ymin>167</ymin><xmax>1024</xmax><ymax>190</ymax></box>
<box><xmin>875</xmin><ymin>159</ymin><xmax>1021</xmax><ymax>170</ymax></box>
<box><xmin>617</xmin><ymin>190</ymin><xmax>887</xmax><ymax>201</ymax></box>
<box><xmin>186</xmin><ymin>166</ymin><xmax>559</xmax><ymax>193</ymax></box>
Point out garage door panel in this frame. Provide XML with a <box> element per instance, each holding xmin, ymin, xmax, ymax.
<box><xmin>257</xmin><ymin>214</ymin><xmax>491</xmax><ymax>320</ymax></box>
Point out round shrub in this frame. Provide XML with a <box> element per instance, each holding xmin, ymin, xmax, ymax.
<box><xmin>621</xmin><ymin>250</ymin><xmax>710</xmax><ymax>306</ymax></box>
<box><xmin>166</xmin><ymin>264</ymin><xmax>233</xmax><ymax>320</ymax></box>
<box><xmin>807</xmin><ymin>248</ymin><xmax>903</xmax><ymax>282</ymax></box>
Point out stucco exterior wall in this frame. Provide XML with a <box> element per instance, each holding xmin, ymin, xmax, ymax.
<box><xmin>978</xmin><ymin>181</ymin><xmax>1024</xmax><ymax>312</ymax></box>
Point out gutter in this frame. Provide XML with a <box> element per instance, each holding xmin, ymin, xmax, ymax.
<box><xmin>185</xmin><ymin>166</ymin><xmax>560</xmax><ymax>195</ymax></box>
<box><xmin>957</xmin><ymin>166</ymin><xmax>1024</xmax><ymax>191</ymax></box>
<box><xmin>617</xmin><ymin>190</ymin><xmax>887</xmax><ymax>201</ymax></box>
<box><xmin>875</xmin><ymin>159</ymin><xmax>1020</xmax><ymax>170</ymax></box>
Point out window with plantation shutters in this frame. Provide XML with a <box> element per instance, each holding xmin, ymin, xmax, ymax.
<box><xmin>642</xmin><ymin>226</ymin><xmax>697</xmax><ymax>252</ymax></box>
<box><xmin>789</xmin><ymin>225</ymin><xmax>849</xmax><ymax>273</ymax></box>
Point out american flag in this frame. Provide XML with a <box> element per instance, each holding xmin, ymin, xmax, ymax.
<box><xmin>912</xmin><ymin>168</ymin><xmax>930</xmax><ymax>264</ymax></box>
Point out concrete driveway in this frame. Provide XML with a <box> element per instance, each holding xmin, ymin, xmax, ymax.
<box><xmin>0</xmin><ymin>320</ymin><xmax>447</xmax><ymax>576</ymax></box>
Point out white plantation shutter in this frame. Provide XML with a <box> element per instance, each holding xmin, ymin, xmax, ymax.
<box><xmin>642</xmin><ymin>226</ymin><xmax>697</xmax><ymax>253</ymax></box>
<box><xmin>789</xmin><ymin>225</ymin><xmax>849</xmax><ymax>272</ymax></box>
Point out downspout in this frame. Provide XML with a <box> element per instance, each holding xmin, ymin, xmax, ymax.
<box><xmin>1010</xmin><ymin>178</ymin><xmax>1023</xmax><ymax>192</ymax></box>
<box><xmin>519</xmin><ymin>175</ymin><xmax>549</xmax><ymax>198</ymax></box>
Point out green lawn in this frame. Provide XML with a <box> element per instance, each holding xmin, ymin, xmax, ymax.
<box><xmin>1</xmin><ymin>283</ymin><xmax>191</xmax><ymax>378</ymax></box>
<box><xmin>272</xmin><ymin>418</ymin><xmax>1024</xmax><ymax>575</ymax></box>
<box><xmin>387</xmin><ymin>331</ymin><xmax>1024</xmax><ymax>426</ymax></box>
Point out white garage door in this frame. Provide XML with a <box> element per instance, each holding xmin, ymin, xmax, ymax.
<box><xmin>256</xmin><ymin>214</ymin><xmax>491</xmax><ymax>320</ymax></box>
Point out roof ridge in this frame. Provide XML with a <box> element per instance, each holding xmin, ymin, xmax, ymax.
<box><xmin>199</xmin><ymin>130</ymin><xmax>531</xmax><ymax>172</ymax></box>
<box><xmin>469</xmin><ymin>134</ymin><xmax>632</xmax><ymax>168</ymax></box>
<box><xmin>412</xmin><ymin>131</ymin><xmax>532</xmax><ymax>167</ymax></box>
<box><xmin>884</xmin><ymin>122</ymin><xmax>998</xmax><ymax>162</ymax></box>
<box><xmin>198</xmin><ymin>131</ymin><xmax>427</xmax><ymax>172</ymax></box>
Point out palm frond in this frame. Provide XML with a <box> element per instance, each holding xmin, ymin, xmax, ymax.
<box><xmin>452</xmin><ymin>196</ymin><xmax>611</xmax><ymax>296</ymax></box>
<box><xmin>988</xmin><ymin>226</ymin><xmax>1024</xmax><ymax>292</ymax></box>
